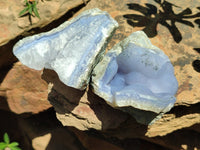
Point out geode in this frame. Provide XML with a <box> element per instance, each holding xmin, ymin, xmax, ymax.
<box><xmin>91</xmin><ymin>31</ymin><xmax>178</xmax><ymax>117</ymax></box>
<box><xmin>13</xmin><ymin>8</ymin><xmax>118</xmax><ymax>90</ymax></box>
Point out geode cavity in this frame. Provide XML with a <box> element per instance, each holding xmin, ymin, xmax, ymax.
<box><xmin>91</xmin><ymin>31</ymin><xmax>178</xmax><ymax>114</ymax></box>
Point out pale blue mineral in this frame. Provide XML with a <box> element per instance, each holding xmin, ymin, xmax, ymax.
<box><xmin>91</xmin><ymin>31</ymin><xmax>178</xmax><ymax>116</ymax></box>
<box><xmin>13</xmin><ymin>8</ymin><xmax>118</xmax><ymax>90</ymax></box>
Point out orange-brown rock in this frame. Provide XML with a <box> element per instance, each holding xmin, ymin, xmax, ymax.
<box><xmin>0</xmin><ymin>62</ymin><xmax>51</xmax><ymax>114</ymax></box>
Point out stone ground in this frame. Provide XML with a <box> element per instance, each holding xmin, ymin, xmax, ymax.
<box><xmin>0</xmin><ymin>0</ymin><xmax>200</xmax><ymax>149</ymax></box>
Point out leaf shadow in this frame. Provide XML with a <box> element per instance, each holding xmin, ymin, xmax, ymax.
<box><xmin>193</xmin><ymin>48</ymin><xmax>200</xmax><ymax>73</ymax></box>
<box><xmin>19</xmin><ymin>13</ymin><xmax>33</xmax><ymax>25</ymax></box>
<box><xmin>124</xmin><ymin>0</ymin><xmax>200</xmax><ymax>43</ymax></box>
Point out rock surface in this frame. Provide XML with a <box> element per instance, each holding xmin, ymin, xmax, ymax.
<box><xmin>0</xmin><ymin>108</ymin><xmax>168</xmax><ymax>150</ymax></box>
<box><xmin>91</xmin><ymin>31</ymin><xmax>178</xmax><ymax>122</ymax></box>
<box><xmin>41</xmin><ymin>0</ymin><xmax>200</xmax><ymax>149</ymax></box>
<box><xmin>13</xmin><ymin>8</ymin><xmax>118</xmax><ymax>90</ymax></box>
<box><xmin>0</xmin><ymin>62</ymin><xmax>51</xmax><ymax>114</ymax></box>
<box><xmin>42</xmin><ymin>69</ymin><xmax>200</xmax><ymax>150</ymax></box>
<box><xmin>0</xmin><ymin>0</ymin><xmax>200</xmax><ymax>149</ymax></box>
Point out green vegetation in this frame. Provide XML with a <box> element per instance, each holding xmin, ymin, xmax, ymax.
<box><xmin>0</xmin><ymin>133</ymin><xmax>21</xmax><ymax>150</ymax></box>
<box><xmin>19</xmin><ymin>0</ymin><xmax>40</xmax><ymax>19</ymax></box>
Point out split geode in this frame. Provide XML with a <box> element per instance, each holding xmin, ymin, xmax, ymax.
<box><xmin>13</xmin><ymin>8</ymin><xmax>178</xmax><ymax>124</ymax></box>
<box><xmin>91</xmin><ymin>31</ymin><xmax>178</xmax><ymax>122</ymax></box>
<box><xmin>13</xmin><ymin>8</ymin><xmax>118</xmax><ymax>90</ymax></box>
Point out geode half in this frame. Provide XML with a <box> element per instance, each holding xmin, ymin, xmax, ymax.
<box><xmin>13</xmin><ymin>8</ymin><xmax>118</xmax><ymax>90</ymax></box>
<box><xmin>91</xmin><ymin>31</ymin><xmax>178</xmax><ymax>117</ymax></box>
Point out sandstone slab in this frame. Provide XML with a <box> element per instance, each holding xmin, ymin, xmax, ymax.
<box><xmin>0</xmin><ymin>62</ymin><xmax>51</xmax><ymax>114</ymax></box>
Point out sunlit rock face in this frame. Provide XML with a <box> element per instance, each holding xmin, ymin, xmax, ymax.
<box><xmin>13</xmin><ymin>8</ymin><xmax>118</xmax><ymax>90</ymax></box>
<box><xmin>91</xmin><ymin>31</ymin><xmax>178</xmax><ymax>115</ymax></box>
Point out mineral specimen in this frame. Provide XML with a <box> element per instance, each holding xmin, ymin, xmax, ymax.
<box><xmin>91</xmin><ymin>31</ymin><xmax>178</xmax><ymax>115</ymax></box>
<box><xmin>13</xmin><ymin>8</ymin><xmax>118</xmax><ymax>90</ymax></box>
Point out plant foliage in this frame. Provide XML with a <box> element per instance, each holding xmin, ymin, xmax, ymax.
<box><xmin>19</xmin><ymin>0</ymin><xmax>40</xmax><ymax>19</ymax></box>
<box><xmin>0</xmin><ymin>133</ymin><xmax>21</xmax><ymax>150</ymax></box>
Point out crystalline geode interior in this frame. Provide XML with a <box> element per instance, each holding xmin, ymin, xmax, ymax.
<box><xmin>91</xmin><ymin>31</ymin><xmax>178</xmax><ymax>116</ymax></box>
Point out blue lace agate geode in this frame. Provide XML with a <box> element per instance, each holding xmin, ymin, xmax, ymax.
<box><xmin>91</xmin><ymin>31</ymin><xmax>178</xmax><ymax>114</ymax></box>
<box><xmin>13</xmin><ymin>8</ymin><xmax>118</xmax><ymax>90</ymax></box>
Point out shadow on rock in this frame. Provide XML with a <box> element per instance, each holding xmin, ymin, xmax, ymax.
<box><xmin>193</xmin><ymin>48</ymin><xmax>200</xmax><ymax>73</ymax></box>
<box><xmin>87</xmin><ymin>87</ymin><xmax>148</xmax><ymax>138</ymax></box>
<box><xmin>87</xmin><ymin>88</ymin><xmax>129</xmax><ymax>130</ymax></box>
<box><xmin>42</xmin><ymin>69</ymin><xmax>85</xmax><ymax>114</ymax></box>
<box><xmin>150</xmin><ymin>125</ymin><xmax>200</xmax><ymax>150</ymax></box>
<box><xmin>0</xmin><ymin>65</ymin><xmax>13</xmax><ymax>83</ymax></box>
<box><xmin>0</xmin><ymin>109</ymin><xmax>35</xmax><ymax>149</ymax></box>
<box><xmin>118</xmin><ymin>106</ymin><xmax>159</xmax><ymax>125</ymax></box>
<box><xmin>18</xmin><ymin>108</ymin><xmax>86</xmax><ymax>150</ymax></box>
<box><xmin>45</xmin><ymin>127</ymin><xmax>86</xmax><ymax>150</ymax></box>
<box><xmin>123</xmin><ymin>0</ymin><xmax>200</xmax><ymax>43</ymax></box>
<box><xmin>169</xmin><ymin>101</ymin><xmax>200</xmax><ymax>117</ymax></box>
<box><xmin>192</xmin><ymin>60</ymin><xmax>200</xmax><ymax>73</ymax></box>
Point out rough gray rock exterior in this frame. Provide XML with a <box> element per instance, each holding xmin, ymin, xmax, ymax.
<box><xmin>13</xmin><ymin>8</ymin><xmax>118</xmax><ymax>90</ymax></box>
<box><xmin>91</xmin><ymin>31</ymin><xmax>178</xmax><ymax>115</ymax></box>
